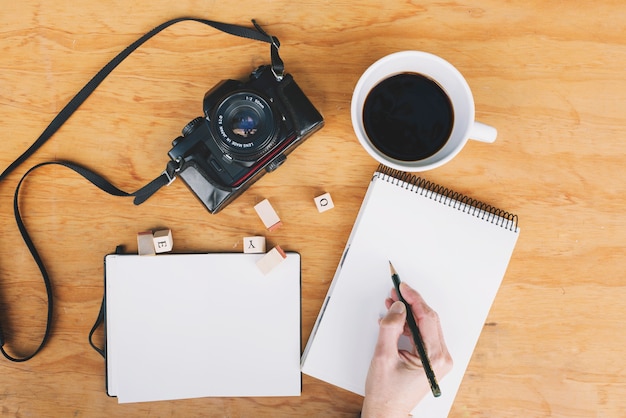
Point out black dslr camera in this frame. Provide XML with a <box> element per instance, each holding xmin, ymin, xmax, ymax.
<box><xmin>168</xmin><ymin>65</ymin><xmax>324</xmax><ymax>213</ymax></box>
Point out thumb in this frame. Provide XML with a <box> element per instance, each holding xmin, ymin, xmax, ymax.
<box><xmin>374</xmin><ymin>301</ymin><xmax>407</xmax><ymax>358</ymax></box>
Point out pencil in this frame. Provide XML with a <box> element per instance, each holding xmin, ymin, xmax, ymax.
<box><xmin>389</xmin><ymin>261</ymin><xmax>441</xmax><ymax>397</ymax></box>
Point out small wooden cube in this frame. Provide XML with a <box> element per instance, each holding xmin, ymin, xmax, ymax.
<box><xmin>243</xmin><ymin>236</ymin><xmax>266</xmax><ymax>254</ymax></box>
<box><xmin>137</xmin><ymin>231</ymin><xmax>156</xmax><ymax>256</ymax></box>
<box><xmin>254</xmin><ymin>199</ymin><xmax>282</xmax><ymax>231</ymax></box>
<box><xmin>256</xmin><ymin>245</ymin><xmax>287</xmax><ymax>275</ymax></box>
<box><xmin>153</xmin><ymin>229</ymin><xmax>173</xmax><ymax>253</ymax></box>
<box><xmin>314</xmin><ymin>192</ymin><xmax>335</xmax><ymax>213</ymax></box>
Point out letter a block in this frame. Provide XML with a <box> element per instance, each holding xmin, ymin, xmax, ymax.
<box><xmin>243</xmin><ymin>236</ymin><xmax>266</xmax><ymax>254</ymax></box>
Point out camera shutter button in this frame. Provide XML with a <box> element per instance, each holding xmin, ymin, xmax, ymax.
<box><xmin>266</xmin><ymin>154</ymin><xmax>286</xmax><ymax>172</ymax></box>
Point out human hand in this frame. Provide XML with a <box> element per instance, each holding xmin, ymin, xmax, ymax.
<box><xmin>361</xmin><ymin>282</ymin><xmax>453</xmax><ymax>418</ymax></box>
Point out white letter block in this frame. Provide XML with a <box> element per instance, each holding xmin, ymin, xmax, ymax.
<box><xmin>137</xmin><ymin>231</ymin><xmax>156</xmax><ymax>256</ymax></box>
<box><xmin>256</xmin><ymin>245</ymin><xmax>287</xmax><ymax>275</ymax></box>
<box><xmin>314</xmin><ymin>192</ymin><xmax>335</xmax><ymax>213</ymax></box>
<box><xmin>254</xmin><ymin>199</ymin><xmax>282</xmax><ymax>231</ymax></box>
<box><xmin>153</xmin><ymin>229</ymin><xmax>173</xmax><ymax>253</ymax></box>
<box><xmin>243</xmin><ymin>236</ymin><xmax>266</xmax><ymax>254</ymax></box>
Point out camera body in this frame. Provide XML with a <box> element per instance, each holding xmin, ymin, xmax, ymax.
<box><xmin>168</xmin><ymin>65</ymin><xmax>324</xmax><ymax>214</ymax></box>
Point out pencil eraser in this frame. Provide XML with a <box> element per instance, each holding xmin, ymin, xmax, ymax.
<box><xmin>137</xmin><ymin>231</ymin><xmax>156</xmax><ymax>256</ymax></box>
<box><xmin>153</xmin><ymin>229</ymin><xmax>173</xmax><ymax>253</ymax></box>
<box><xmin>254</xmin><ymin>199</ymin><xmax>282</xmax><ymax>231</ymax></box>
<box><xmin>256</xmin><ymin>245</ymin><xmax>287</xmax><ymax>275</ymax></box>
<box><xmin>243</xmin><ymin>236</ymin><xmax>266</xmax><ymax>254</ymax></box>
<box><xmin>314</xmin><ymin>192</ymin><xmax>334</xmax><ymax>213</ymax></box>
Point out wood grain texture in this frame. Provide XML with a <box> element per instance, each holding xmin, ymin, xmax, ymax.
<box><xmin>1</xmin><ymin>1</ymin><xmax>625</xmax><ymax>416</ymax></box>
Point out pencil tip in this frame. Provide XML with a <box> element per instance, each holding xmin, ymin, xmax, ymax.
<box><xmin>389</xmin><ymin>261</ymin><xmax>397</xmax><ymax>275</ymax></box>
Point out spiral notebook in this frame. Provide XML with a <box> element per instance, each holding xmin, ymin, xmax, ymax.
<box><xmin>301</xmin><ymin>166</ymin><xmax>520</xmax><ymax>417</ymax></box>
<box><xmin>105</xmin><ymin>252</ymin><xmax>302</xmax><ymax>403</ymax></box>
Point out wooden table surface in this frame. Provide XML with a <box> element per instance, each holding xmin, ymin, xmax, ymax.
<box><xmin>1</xmin><ymin>1</ymin><xmax>624</xmax><ymax>417</ymax></box>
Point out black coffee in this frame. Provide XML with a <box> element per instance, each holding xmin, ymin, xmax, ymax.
<box><xmin>363</xmin><ymin>73</ymin><xmax>454</xmax><ymax>161</ymax></box>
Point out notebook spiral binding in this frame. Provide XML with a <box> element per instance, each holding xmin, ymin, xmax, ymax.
<box><xmin>375</xmin><ymin>165</ymin><xmax>519</xmax><ymax>232</ymax></box>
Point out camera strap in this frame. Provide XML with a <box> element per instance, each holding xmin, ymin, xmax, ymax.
<box><xmin>0</xmin><ymin>17</ymin><xmax>284</xmax><ymax>362</ymax></box>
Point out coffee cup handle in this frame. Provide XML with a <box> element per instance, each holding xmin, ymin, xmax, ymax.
<box><xmin>470</xmin><ymin>121</ymin><xmax>497</xmax><ymax>143</ymax></box>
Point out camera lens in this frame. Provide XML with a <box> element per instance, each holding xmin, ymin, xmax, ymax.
<box><xmin>212</xmin><ymin>92</ymin><xmax>279</xmax><ymax>162</ymax></box>
<box><xmin>230</xmin><ymin>109</ymin><xmax>260</xmax><ymax>138</ymax></box>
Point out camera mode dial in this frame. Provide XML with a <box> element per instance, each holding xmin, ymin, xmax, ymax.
<box><xmin>182</xmin><ymin>117</ymin><xmax>205</xmax><ymax>137</ymax></box>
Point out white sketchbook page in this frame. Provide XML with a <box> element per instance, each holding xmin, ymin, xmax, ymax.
<box><xmin>301</xmin><ymin>174</ymin><xmax>519</xmax><ymax>417</ymax></box>
<box><xmin>105</xmin><ymin>252</ymin><xmax>301</xmax><ymax>403</ymax></box>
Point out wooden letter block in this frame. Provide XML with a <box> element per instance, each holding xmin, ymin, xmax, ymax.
<box><xmin>153</xmin><ymin>229</ymin><xmax>173</xmax><ymax>253</ymax></box>
<box><xmin>314</xmin><ymin>192</ymin><xmax>335</xmax><ymax>213</ymax></box>
<box><xmin>137</xmin><ymin>231</ymin><xmax>156</xmax><ymax>256</ymax></box>
<box><xmin>254</xmin><ymin>199</ymin><xmax>282</xmax><ymax>231</ymax></box>
<box><xmin>256</xmin><ymin>245</ymin><xmax>287</xmax><ymax>275</ymax></box>
<box><xmin>243</xmin><ymin>236</ymin><xmax>266</xmax><ymax>254</ymax></box>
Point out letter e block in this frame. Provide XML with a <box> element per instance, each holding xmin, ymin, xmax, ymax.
<box><xmin>314</xmin><ymin>192</ymin><xmax>334</xmax><ymax>213</ymax></box>
<box><xmin>153</xmin><ymin>229</ymin><xmax>173</xmax><ymax>253</ymax></box>
<box><xmin>243</xmin><ymin>236</ymin><xmax>266</xmax><ymax>254</ymax></box>
<box><xmin>137</xmin><ymin>231</ymin><xmax>156</xmax><ymax>256</ymax></box>
<box><xmin>256</xmin><ymin>245</ymin><xmax>287</xmax><ymax>275</ymax></box>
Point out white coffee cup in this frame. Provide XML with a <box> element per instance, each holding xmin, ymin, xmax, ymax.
<box><xmin>351</xmin><ymin>51</ymin><xmax>497</xmax><ymax>171</ymax></box>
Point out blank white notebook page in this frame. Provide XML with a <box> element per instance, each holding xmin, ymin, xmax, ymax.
<box><xmin>105</xmin><ymin>252</ymin><xmax>301</xmax><ymax>403</ymax></box>
<box><xmin>301</xmin><ymin>172</ymin><xmax>519</xmax><ymax>417</ymax></box>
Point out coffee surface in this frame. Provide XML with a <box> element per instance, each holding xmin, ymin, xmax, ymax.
<box><xmin>363</xmin><ymin>73</ymin><xmax>454</xmax><ymax>161</ymax></box>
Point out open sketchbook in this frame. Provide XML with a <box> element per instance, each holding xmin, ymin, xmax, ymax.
<box><xmin>301</xmin><ymin>167</ymin><xmax>520</xmax><ymax>417</ymax></box>
<box><xmin>105</xmin><ymin>252</ymin><xmax>301</xmax><ymax>403</ymax></box>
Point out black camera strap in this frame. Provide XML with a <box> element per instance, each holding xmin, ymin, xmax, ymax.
<box><xmin>0</xmin><ymin>17</ymin><xmax>283</xmax><ymax>362</ymax></box>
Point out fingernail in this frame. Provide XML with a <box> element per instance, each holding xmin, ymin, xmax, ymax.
<box><xmin>389</xmin><ymin>301</ymin><xmax>405</xmax><ymax>314</ymax></box>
